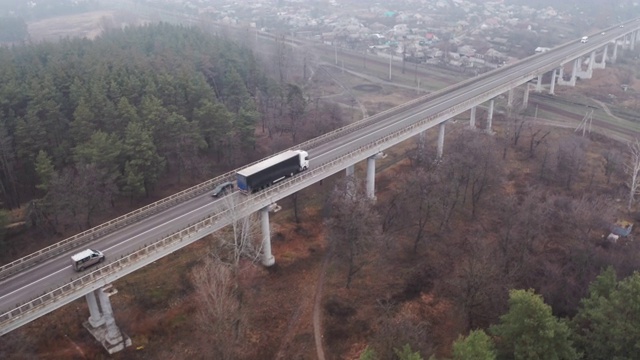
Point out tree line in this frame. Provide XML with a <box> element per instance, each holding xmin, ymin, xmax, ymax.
<box><xmin>0</xmin><ymin>23</ymin><xmax>344</xmax><ymax>258</ymax></box>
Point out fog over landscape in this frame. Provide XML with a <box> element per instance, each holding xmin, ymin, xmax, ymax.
<box><xmin>2</xmin><ymin>1</ymin><xmax>640</xmax><ymax>359</ymax></box>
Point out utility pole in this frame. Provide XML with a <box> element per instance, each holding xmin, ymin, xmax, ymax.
<box><xmin>389</xmin><ymin>51</ymin><xmax>393</xmax><ymax>80</ymax></box>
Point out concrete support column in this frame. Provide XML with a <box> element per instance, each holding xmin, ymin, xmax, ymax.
<box><xmin>469</xmin><ymin>106</ymin><xmax>476</xmax><ymax>129</ymax></box>
<box><xmin>549</xmin><ymin>69</ymin><xmax>557</xmax><ymax>95</ymax></box>
<box><xmin>417</xmin><ymin>131</ymin><xmax>426</xmax><ymax>149</ymax></box>
<box><xmin>260</xmin><ymin>207</ymin><xmax>274</xmax><ymax>267</ymax></box>
<box><xmin>366</xmin><ymin>153</ymin><xmax>384</xmax><ymax>200</ymax></box>
<box><xmin>632</xmin><ymin>31</ymin><xmax>636</xmax><ymax>50</ymax></box>
<box><xmin>366</xmin><ymin>156</ymin><xmax>376</xmax><ymax>200</ymax></box>
<box><xmin>437</xmin><ymin>121</ymin><xmax>446</xmax><ymax>158</ymax></box>
<box><xmin>86</xmin><ymin>291</ymin><xmax>105</xmax><ymax>328</ymax></box>
<box><xmin>522</xmin><ymin>84</ymin><xmax>530</xmax><ymax>110</ymax></box>
<box><xmin>97</xmin><ymin>288</ymin><xmax>122</xmax><ymax>346</ymax></box>
<box><xmin>570</xmin><ymin>58</ymin><xmax>578</xmax><ymax>85</ymax></box>
<box><xmin>83</xmin><ymin>286</ymin><xmax>131</xmax><ymax>354</ymax></box>
<box><xmin>593</xmin><ymin>49</ymin><xmax>605</xmax><ymax>69</ymax></box>
<box><xmin>345</xmin><ymin>165</ymin><xmax>354</xmax><ymax>177</ymax></box>
<box><xmin>507</xmin><ymin>88</ymin><xmax>514</xmax><ymax>108</ymax></box>
<box><xmin>535</xmin><ymin>74</ymin><xmax>542</xmax><ymax>92</ymax></box>
<box><xmin>576</xmin><ymin>54</ymin><xmax>594</xmax><ymax>79</ymax></box>
<box><xmin>486</xmin><ymin>99</ymin><xmax>494</xmax><ymax>133</ymax></box>
<box><xmin>612</xmin><ymin>41</ymin><xmax>618</xmax><ymax>63</ymax></box>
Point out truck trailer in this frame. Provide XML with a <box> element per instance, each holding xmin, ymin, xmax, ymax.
<box><xmin>236</xmin><ymin>150</ymin><xmax>309</xmax><ymax>193</ymax></box>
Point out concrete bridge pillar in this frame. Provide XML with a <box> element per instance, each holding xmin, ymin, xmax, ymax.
<box><xmin>437</xmin><ymin>122</ymin><xmax>446</xmax><ymax>158</ymax></box>
<box><xmin>593</xmin><ymin>49</ymin><xmax>606</xmax><ymax>69</ymax></box>
<box><xmin>260</xmin><ymin>206</ymin><xmax>275</xmax><ymax>267</ymax></box>
<box><xmin>587</xmin><ymin>51</ymin><xmax>595</xmax><ymax>73</ymax></box>
<box><xmin>83</xmin><ymin>285</ymin><xmax>131</xmax><ymax>354</ymax></box>
<box><xmin>612</xmin><ymin>40</ymin><xmax>618</xmax><ymax>63</ymax></box>
<box><xmin>86</xmin><ymin>291</ymin><xmax>105</xmax><ymax>328</ymax></box>
<box><xmin>575</xmin><ymin>54</ymin><xmax>594</xmax><ymax>79</ymax></box>
<box><xmin>631</xmin><ymin>31</ymin><xmax>636</xmax><ymax>51</ymax></box>
<box><xmin>558</xmin><ymin>66</ymin><xmax>564</xmax><ymax>81</ymax></box>
<box><xmin>507</xmin><ymin>88</ymin><xmax>514</xmax><ymax>109</ymax></box>
<box><xmin>366</xmin><ymin>152</ymin><xmax>385</xmax><ymax>200</ymax></box>
<box><xmin>486</xmin><ymin>99</ymin><xmax>495</xmax><ymax>133</ymax></box>
<box><xmin>549</xmin><ymin>68</ymin><xmax>557</xmax><ymax>95</ymax></box>
<box><xmin>345</xmin><ymin>164</ymin><xmax>356</xmax><ymax>197</ymax></box>
<box><xmin>469</xmin><ymin>106</ymin><xmax>476</xmax><ymax>129</ymax></box>
<box><xmin>535</xmin><ymin>74</ymin><xmax>543</xmax><ymax>92</ymax></box>
<box><xmin>417</xmin><ymin>131</ymin><xmax>426</xmax><ymax>150</ymax></box>
<box><xmin>345</xmin><ymin>165</ymin><xmax>354</xmax><ymax>177</ymax></box>
<box><xmin>522</xmin><ymin>84</ymin><xmax>530</xmax><ymax>110</ymax></box>
<box><xmin>570</xmin><ymin>58</ymin><xmax>579</xmax><ymax>85</ymax></box>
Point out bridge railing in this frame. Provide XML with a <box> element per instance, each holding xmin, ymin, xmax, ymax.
<box><xmin>2</xmin><ymin>102</ymin><xmax>448</xmax><ymax>328</ymax></box>
<box><xmin>0</xmin><ymin>205</ymin><xmax>233</xmax><ymax>331</ymax></box>
<box><xmin>0</xmin><ymin>73</ymin><xmax>453</xmax><ymax>279</ymax></box>
<box><xmin>0</xmin><ymin>38</ymin><xmax>562</xmax><ymax>279</ymax></box>
<box><xmin>0</xmin><ymin>71</ymin><xmax>567</xmax><ymax>330</ymax></box>
<box><xmin>0</xmin><ymin>172</ymin><xmax>233</xmax><ymax>280</ymax></box>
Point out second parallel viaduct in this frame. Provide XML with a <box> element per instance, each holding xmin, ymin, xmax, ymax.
<box><xmin>1</xmin><ymin>19</ymin><xmax>639</xmax><ymax>353</ymax></box>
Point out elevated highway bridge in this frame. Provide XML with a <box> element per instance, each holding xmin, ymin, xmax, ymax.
<box><xmin>1</xmin><ymin>19</ymin><xmax>639</xmax><ymax>353</ymax></box>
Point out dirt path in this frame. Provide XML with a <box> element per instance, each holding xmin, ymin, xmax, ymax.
<box><xmin>313</xmin><ymin>248</ymin><xmax>332</xmax><ymax>360</ymax></box>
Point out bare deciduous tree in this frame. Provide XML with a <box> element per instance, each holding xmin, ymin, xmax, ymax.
<box><xmin>396</xmin><ymin>168</ymin><xmax>437</xmax><ymax>252</ymax></box>
<box><xmin>213</xmin><ymin>194</ymin><xmax>262</xmax><ymax>269</ymax></box>
<box><xmin>446</xmin><ymin>235</ymin><xmax>507</xmax><ymax>330</ymax></box>
<box><xmin>326</xmin><ymin>177</ymin><xmax>383</xmax><ymax>288</ymax></box>
<box><xmin>192</xmin><ymin>256</ymin><xmax>244</xmax><ymax>360</ymax></box>
<box><xmin>603</xmin><ymin>149</ymin><xmax>623</xmax><ymax>185</ymax></box>
<box><xmin>625</xmin><ymin>138</ymin><xmax>640</xmax><ymax>210</ymax></box>
<box><xmin>554</xmin><ymin>136</ymin><xmax>588</xmax><ymax>191</ymax></box>
<box><xmin>528</xmin><ymin>127</ymin><xmax>550</xmax><ymax>158</ymax></box>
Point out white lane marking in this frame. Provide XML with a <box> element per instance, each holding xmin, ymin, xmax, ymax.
<box><xmin>103</xmin><ymin>200</ymin><xmax>218</xmax><ymax>252</ymax></box>
<box><xmin>0</xmin><ymin>200</ymin><xmax>218</xmax><ymax>300</ymax></box>
<box><xmin>0</xmin><ymin>266</ymin><xmax>69</xmax><ymax>300</ymax></box>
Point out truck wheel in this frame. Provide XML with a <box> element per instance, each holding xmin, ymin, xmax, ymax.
<box><xmin>99</xmin><ymin>257</ymin><xmax>105</xmax><ymax>263</ymax></box>
<box><xmin>79</xmin><ymin>266</ymin><xmax>84</xmax><ymax>271</ymax></box>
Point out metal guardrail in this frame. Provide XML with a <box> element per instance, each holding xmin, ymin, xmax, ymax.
<box><xmin>2</xmin><ymin>23</ymin><xmax>567</xmax><ymax>279</ymax></box>
<box><xmin>1</xmin><ymin>97</ymin><xmax>462</xmax><ymax>330</ymax></box>
<box><xmin>0</xmin><ymin>64</ymin><xmax>603</xmax><ymax>331</ymax></box>
<box><xmin>0</xmin><ymin>49</ymin><xmax>547</xmax><ymax>280</ymax></box>
<box><xmin>0</xmin><ymin>65</ymin><xmax>460</xmax><ymax>279</ymax></box>
<box><xmin>0</xmin><ymin>172</ymin><xmax>232</xmax><ymax>280</ymax></box>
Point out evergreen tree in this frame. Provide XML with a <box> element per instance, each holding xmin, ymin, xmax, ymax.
<box><xmin>222</xmin><ymin>67</ymin><xmax>250</xmax><ymax>113</ymax></box>
<box><xmin>70</xmin><ymin>97</ymin><xmax>96</xmax><ymax>145</ymax></box>
<box><xmin>359</xmin><ymin>346</ymin><xmax>378</xmax><ymax>360</ymax></box>
<box><xmin>394</xmin><ymin>344</ymin><xmax>423</xmax><ymax>360</ymax></box>
<box><xmin>34</xmin><ymin>150</ymin><xmax>55</xmax><ymax>193</ymax></box>
<box><xmin>572</xmin><ymin>268</ymin><xmax>640</xmax><ymax>360</ymax></box>
<box><xmin>122</xmin><ymin>120</ymin><xmax>165</xmax><ymax>198</ymax></box>
<box><xmin>490</xmin><ymin>289</ymin><xmax>579</xmax><ymax>360</ymax></box>
<box><xmin>194</xmin><ymin>99</ymin><xmax>232</xmax><ymax>159</ymax></box>
<box><xmin>452</xmin><ymin>330</ymin><xmax>496</xmax><ymax>360</ymax></box>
